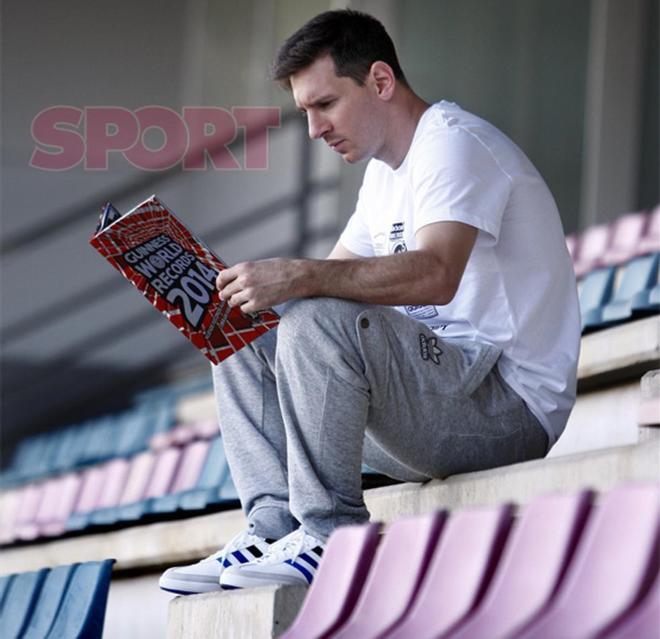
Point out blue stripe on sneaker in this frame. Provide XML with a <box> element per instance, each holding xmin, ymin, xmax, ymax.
<box><xmin>285</xmin><ymin>559</ymin><xmax>313</xmax><ymax>584</ymax></box>
<box><xmin>222</xmin><ymin>558</ymin><xmax>231</xmax><ymax>568</ymax></box>
<box><xmin>297</xmin><ymin>553</ymin><xmax>318</xmax><ymax>569</ymax></box>
<box><xmin>233</xmin><ymin>550</ymin><xmax>249</xmax><ymax>564</ymax></box>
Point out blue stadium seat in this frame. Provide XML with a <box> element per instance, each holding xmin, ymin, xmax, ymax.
<box><xmin>21</xmin><ymin>564</ymin><xmax>77</xmax><ymax>639</ymax></box>
<box><xmin>600</xmin><ymin>253</ymin><xmax>659</xmax><ymax>324</ymax></box>
<box><xmin>0</xmin><ymin>574</ymin><xmax>15</xmax><ymax>609</ymax></box>
<box><xmin>0</xmin><ymin>568</ymin><xmax>48</xmax><ymax>639</ymax></box>
<box><xmin>578</xmin><ymin>267</ymin><xmax>616</xmax><ymax>331</ymax></box>
<box><xmin>44</xmin><ymin>560</ymin><xmax>114</xmax><ymax>639</ymax></box>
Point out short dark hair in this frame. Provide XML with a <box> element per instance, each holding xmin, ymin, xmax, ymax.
<box><xmin>271</xmin><ymin>9</ymin><xmax>408</xmax><ymax>89</ymax></box>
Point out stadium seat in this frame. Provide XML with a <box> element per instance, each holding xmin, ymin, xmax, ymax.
<box><xmin>89</xmin><ymin>450</ymin><xmax>157</xmax><ymax>526</ymax></box>
<box><xmin>573</xmin><ymin>223</ymin><xmax>612</xmax><ymax>278</ymax></box>
<box><xmin>177</xmin><ymin>436</ymin><xmax>233</xmax><ymax>511</ymax></box>
<box><xmin>514</xmin><ymin>483</ymin><xmax>659</xmax><ymax>639</ymax></box>
<box><xmin>330</xmin><ymin>512</ymin><xmax>445</xmax><ymax>639</ymax></box>
<box><xmin>637</xmin><ymin>205</ymin><xmax>660</xmax><ymax>256</ymax></box>
<box><xmin>43</xmin><ymin>560</ymin><xmax>115</xmax><ymax>639</ymax></box>
<box><xmin>601</xmin><ymin>572</ymin><xmax>660</xmax><ymax>639</ymax></box>
<box><xmin>600</xmin><ymin>253</ymin><xmax>659</xmax><ymax>324</ymax></box>
<box><xmin>448</xmin><ymin>490</ymin><xmax>593</xmax><ymax>639</ymax></box>
<box><xmin>66</xmin><ymin>463</ymin><xmax>112</xmax><ymax>531</ymax></box>
<box><xmin>20</xmin><ymin>564</ymin><xmax>77</xmax><ymax>639</ymax></box>
<box><xmin>36</xmin><ymin>473</ymin><xmax>83</xmax><ymax>538</ymax></box>
<box><xmin>281</xmin><ymin>523</ymin><xmax>382</xmax><ymax>639</ymax></box>
<box><xmin>601</xmin><ymin>212</ymin><xmax>649</xmax><ymax>267</ymax></box>
<box><xmin>0</xmin><ymin>560</ymin><xmax>115</xmax><ymax>639</ymax></box>
<box><xmin>385</xmin><ymin>504</ymin><xmax>514</xmax><ymax>639</ymax></box>
<box><xmin>147</xmin><ymin>439</ymin><xmax>211</xmax><ymax>515</ymax></box>
<box><xmin>0</xmin><ymin>568</ymin><xmax>49</xmax><ymax>639</ymax></box>
<box><xmin>116</xmin><ymin>446</ymin><xmax>182</xmax><ymax>521</ymax></box>
<box><xmin>13</xmin><ymin>482</ymin><xmax>46</xmax><ymax>541</ymax></box>
<box><xmin>0</xmin><ymin>573</ymin><xmax>14</xmax><ymax>608</ymax></box>
<box><xmin>0</xmin><ymin>488</ymin><xmax>22</xmax><ymax>545</ymax></box>
<box><xmin>578</xmin><ymin>267</ymin><xmax>616</xmax><ymax>331</ymax></box>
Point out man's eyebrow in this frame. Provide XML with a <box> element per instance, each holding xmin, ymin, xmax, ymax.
<box><xmin>297</xmin><ymin>94</ymin><xmax>336</xmax><ymax>110</ymax></box>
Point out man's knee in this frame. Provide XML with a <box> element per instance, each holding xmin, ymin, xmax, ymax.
<box><xmin>277</xmin><ymin>298</ymin><xmax>367</xmax><ymax>349</ymax></box>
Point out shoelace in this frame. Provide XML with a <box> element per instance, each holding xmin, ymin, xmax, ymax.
<box><xmin>258</xmin><ymin>528</ymin><xmax>316</xmax><ymax>564</ymax></box>
<box><xmin>202</xmin><ymin>530</ymin><xmax>260</xmax><ymax>564</ymax></box>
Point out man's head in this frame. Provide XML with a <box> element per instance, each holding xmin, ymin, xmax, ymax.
<box><xmin>271</xmin><ymin>9</ymin><xmax>408</xmax><ymax>90</ymax></box>
<box><xmin>273</xmin><ymin>10</ymin><xmax>415</xmax><ymax>165</ymax></box>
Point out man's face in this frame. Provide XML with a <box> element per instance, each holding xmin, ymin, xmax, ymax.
<box><xmin>290</xmin><ymin>55</ymin><xmax>385</xmax><ymax>164</ymax></box>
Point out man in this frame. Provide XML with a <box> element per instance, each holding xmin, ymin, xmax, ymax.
<box><xmin>159</xmin><ymin>9</ymin><xmax>580</xmax><ymax>594</ymax></box>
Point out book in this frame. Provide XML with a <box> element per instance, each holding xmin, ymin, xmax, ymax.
<box><xmin>89</xmin><ymin>194</ymin><xmax>279</xmax><ymax>364</ymax></box>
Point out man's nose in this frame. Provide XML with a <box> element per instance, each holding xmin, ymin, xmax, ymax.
<box><xmin>307</xmin><ymin>112</ymin><xmax>330</xmax><ymax>140</ymax></box>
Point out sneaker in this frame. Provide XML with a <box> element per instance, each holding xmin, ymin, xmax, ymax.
<box><xmin>220</xmin><ymin>527</ymin><xmax>326</xmax><ymax>590</ymax></box>
<box><xmin>159</xmin><ymin>529</ymin><xmax>273</xmax><ymax>594</ymax></box>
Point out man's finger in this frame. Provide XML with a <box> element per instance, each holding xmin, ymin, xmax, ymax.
<box><xmin>216</xmin><ymin>267</ymin><xmax>237</xmax><ymax>290</ymax></box>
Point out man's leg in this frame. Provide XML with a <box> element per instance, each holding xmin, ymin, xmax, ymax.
<box><xmin>212</xmin><ymin>327</ymin><xmax>298</xmax><ymax>540</ymax></box>
<box><xmin>273</xmin><ymin>298</ymin><xmax>548</xmax><ymax>540</ymax></box>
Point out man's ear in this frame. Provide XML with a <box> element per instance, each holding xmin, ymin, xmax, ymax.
<box><xmin>368</xmin><ymin>61</ymin><xmax>396</xmax><ymax>100</ymax></box>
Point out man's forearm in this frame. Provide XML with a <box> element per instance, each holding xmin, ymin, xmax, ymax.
<box><xmin>301</xmin><ymin>250</ymin><xmax>457</xmax><ymax>306</ymax></box>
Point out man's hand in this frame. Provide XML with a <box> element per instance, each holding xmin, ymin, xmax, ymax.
<box><xmin>216</xmin><ymin>258</ymin><xmax>309</xmax><ymax>313</ymax></box>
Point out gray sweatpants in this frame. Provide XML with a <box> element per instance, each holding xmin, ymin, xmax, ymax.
<box><xmin>212</xmin><ymin>298</ymin><xmax>548</xmax><ymax>541</ymax></box>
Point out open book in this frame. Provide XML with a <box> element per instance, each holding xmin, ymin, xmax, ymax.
<box><xmin>89</xmin><ymin>195</ymin><xmax>279</xmax><ymax>364</ymax></box>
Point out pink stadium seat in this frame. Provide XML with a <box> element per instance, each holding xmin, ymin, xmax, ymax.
<box><xmin>42</xmin><ymin>473</ymin><xmax>83</xmax><ymax>537</ymax></box>
<box><xmin>329</xmin><ymin>512</ymin><xmax>445</xmax><ymax>639</ymax></box>
<box><xmin>281</xmin><ymin>523</ymin><xmax>382</xmax><ymax>639</ymax></box>
<box><xmin>13</xmin><ymin>482</ymin><xmax>46</xmax><ymax>541</ymax></box>
<box><xmin>117</xmin><ymin>451</ymin><xmax>157</xmax><ymax>505</ymax></box>
<box><xmin>386</xmin><ymin>504</ymin><xmax>514</xmax><ymax>639</ymax></box>
<box><xmin>448</xmin><ymin>490</ymin><xmax>593</xmax><ymax>639</ymax></box>
<box><xmin>36</xmin><ymin>473</ymin><xmax>83</xmax><ymax>537</ymax></box>
<box><xmin>0</xmin><ymin>488</ymin><xmax>23</xmax><ymax>545</ymax></box>
<box><xmin>169</xmin><ymin>440</ymin><xmax>211</xmax><ymax>493</ymax></box>
<box><xmin>637</xmin><ymin>205</ymin><xmax>660</xmax><ymax>256</ymax></box>
<box><xmin>143</xmin><ymin>446</ymin><xmax>182</xmax><ymax>498</ymax></box>
<box><xmin>71</xmin><ymin>464</ymin><xmax>109</xmax><ymax>515</ymax></box>
<box><xmin>573</xmin><ymin>223</ymin><xmax>612</xmax><ymax>278</ymax></box>
<box><xmin>601</xmin><ymin>212</ymin><xmax>649</xmax><ymax>267</ymax></box>
<box><xmin>90</xmin><ymin>459</ymin><xmax>130</xmax><ymax>511</ymax></box>
<box><xmin>513</xmin><ymin>483</ymin><xmax>660</xmax><ymax>639</ymax></box>
<box><xmin>602</xmin><ymin>572</ymin><xmax>660</xmax><ymax>639</ymax></box>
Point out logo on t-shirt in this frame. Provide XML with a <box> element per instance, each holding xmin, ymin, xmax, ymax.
<box><xmin>388</xmin><ymin>222</ymin><xmax>407</xmax><ymax>254</ymax></box>
<box><xmin>405</xmin><ymin>305</ymin><xmax>439</xmax><ymax>320</ymax></box>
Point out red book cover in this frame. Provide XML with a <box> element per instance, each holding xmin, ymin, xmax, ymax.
<box><xmin>89</xmin><ymin>195</ymin><xmax>279</xmax><ymax>364</ymax></box>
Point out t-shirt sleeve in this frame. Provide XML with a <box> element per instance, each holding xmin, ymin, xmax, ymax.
<box><xmin>338</xmin><ymin>180</ymin><xmax>376</xmax><ymax>257</ymax></box>
<box><xmin>411</xmin><ymin>127</ymin><xmax>512</xmax><ymax>244</ymax></box>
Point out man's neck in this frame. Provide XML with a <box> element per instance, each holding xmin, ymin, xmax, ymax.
<box><xmin>377</xmin><ymin>91</ymin><xmax>430</xmax><ymax>170</ymax></box>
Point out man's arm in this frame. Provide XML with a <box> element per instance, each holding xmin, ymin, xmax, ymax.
<box><xmin>216</xmin><ymin>221</ymin><xmax>477</xmax><ymax>313</ymax></box>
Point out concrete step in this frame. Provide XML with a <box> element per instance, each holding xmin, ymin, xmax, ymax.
<box><xmin>4</xmin><ymin>439</ymin><xmax>657</xmax><ymax>579</ymax></box>
<box><xmin>167</xmin><ymin>584</ymin><xmax>307</xmax><ymax>639</ymax></box>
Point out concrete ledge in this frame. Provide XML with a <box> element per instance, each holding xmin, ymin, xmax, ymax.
<box><xmin>2</xmin><ymin>440</ymin><xmax>658</xmax><ymax>577</ymax></box>
<box><xmin>166</xmin><ymin>584</ymin><xmax>307</xmax><ymax>639</ymax></box>
<box><xmin>578</xmin><ymin>316</ymin><xmax>660</xmax><ymax>390</ymax></box>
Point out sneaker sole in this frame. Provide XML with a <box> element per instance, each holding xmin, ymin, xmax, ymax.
<box><xmin>220</xmin><ymin>571</ymin><xmax>308</xmax><ymax>590</ymax></box>
<box><xmin>159</xmin><ymin>576</ymin><xmax>223</xmax><ymax>595</ymax></box>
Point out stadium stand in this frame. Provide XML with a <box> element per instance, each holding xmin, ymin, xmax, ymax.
<box><xmin>0</xmin><ymin>209</ymin><xmax>658</xmax><ymax>637</ymax></box>
<box><xmin>0</xmin><ymin>560</ymin><xmax>114</xmax><ymax>639</ymax></box>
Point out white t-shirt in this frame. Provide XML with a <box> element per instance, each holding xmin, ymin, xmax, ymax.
<box><xmin>339</xmin><ymin>101</ymin><xmax>580</xmax><ymax>446</ymax></box>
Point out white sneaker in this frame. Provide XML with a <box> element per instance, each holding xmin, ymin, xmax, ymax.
<box><xmin>220</xmin><ymin>527</ymin><xmax>326</xmax><ymax>590</ymax></box>
<box><xmin>159</xmin><ymin>529</ymin><xmax>273</xmax><ymax>594</ymax></box>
